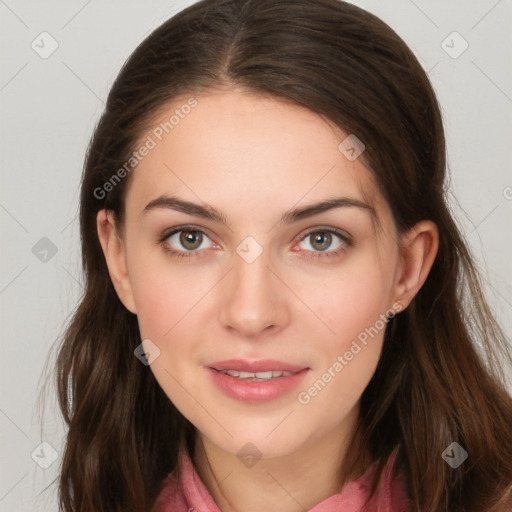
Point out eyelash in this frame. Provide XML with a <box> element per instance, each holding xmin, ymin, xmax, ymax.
<box><xmin>156</xmin><ymin>225</ymin><xmax>353</xmax><ymax>261</ymax></box>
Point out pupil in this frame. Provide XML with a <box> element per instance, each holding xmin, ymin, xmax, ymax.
<box><xmin>313</xmin><ymin>232</ymin><xmax>331</xmax><ymax>251</ymax></box>
<box><xmin>178</xmin><ymin>231</ymin><xmax>332</xmax><ymax>252</ymax></box>
<box><xmin>180</xmin><ymin>231</ymin><xmax>202</xmax><ymax>250</ymax></box>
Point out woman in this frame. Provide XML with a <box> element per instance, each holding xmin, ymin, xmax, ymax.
<box><xmin>54</xmin><ymin>0</ymin><xmax>512</xmax><ymax>510</ymax></box>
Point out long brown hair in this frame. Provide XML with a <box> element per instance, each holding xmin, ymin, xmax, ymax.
<box><xmin>49</xmin><ymin>0</ymin><xmax>512</xmax><ymax>510</ymax></box>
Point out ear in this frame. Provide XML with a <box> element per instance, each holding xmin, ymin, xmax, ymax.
<box><xmin>391</xmin><ymin>220</ymin><xmax>439</xmax><ymax>310</ymax></box>
<box><xmin>96</xmin><ymin>209</ymin><xmax>137</xmax><ymax>314</ymax></box>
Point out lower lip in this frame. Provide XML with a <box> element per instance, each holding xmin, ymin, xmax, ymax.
<box><xmin>206</xmin><ymin>367</ymin><xmax>310</xmax><ymax>403</ymax></box>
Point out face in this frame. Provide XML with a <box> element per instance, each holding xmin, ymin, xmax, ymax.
<box><xmin>99</xmin><ymin>88</ymin><xmax>418</xmax><ymax>460</ymax></box>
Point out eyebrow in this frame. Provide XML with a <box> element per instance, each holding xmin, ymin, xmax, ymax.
<box><xmin>141</xmin><ymin>194</ymin><xmax>375</xmax><ymax>226</ymax></box>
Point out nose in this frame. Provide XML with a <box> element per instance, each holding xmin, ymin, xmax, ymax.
<box><xmin>218</xmin><ymin>249</ymin><xmax>290</xmax><ymax>339</ymax></box>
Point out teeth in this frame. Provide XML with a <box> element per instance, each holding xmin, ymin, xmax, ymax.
<box><xmin>220</xmin><ymin>370</ymin><xmax>294</xmax><ymax>380</ymax></box>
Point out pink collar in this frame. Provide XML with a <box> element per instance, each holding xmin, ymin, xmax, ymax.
<box><xmin>153</xmin><ymin>447</ymin><xmax>409</xmax><ymax>512</ymax></box>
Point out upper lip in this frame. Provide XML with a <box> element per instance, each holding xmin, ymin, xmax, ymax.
<box><xmin>206</xmin><ymin>359</ymin><xmax>308</xmax><ymax>373</ymax></box>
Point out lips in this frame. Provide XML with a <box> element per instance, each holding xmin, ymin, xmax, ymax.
<box><xmin>219</xmin><ymin>369</ymin><xmax>294</xmax><ymax>380</ymax></box>
<box><xmin>206</xmin><ymin>359</ymin><xmax>308</xmax><ymax>373</ymax></box>
<box><xmin>205</xmin><ymin>364</ymin><xmax>310</xmax><ymax>402</ymax></box>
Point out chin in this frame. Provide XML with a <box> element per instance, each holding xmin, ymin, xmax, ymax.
<box><xmin>199</xmin><ymin>420</ymin><xmax>310</xmax><ymax>460</ymax></box>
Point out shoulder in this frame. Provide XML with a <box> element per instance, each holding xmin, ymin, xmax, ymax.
<box><xmin>365</xmin><ymin>447</ymin><xmax>410</xmax><ymax>512</ymax></box>
<box><xmin>151</xmin><ymin>474</ymin><xmax>185</xmax><ymax>512</ymax></box>
<box><xmin>386</xmin><ymin>464</ymin><xmax>410</xmax><ymax>511</ymax></box>
<box><xmin>151</xmin><ymin>448</ymin><xmax>221</xmax><ymax>512</ymax></box>
<box><xmin>151</xmin><ymin>449</ymin><xmax>190</xmax><ymax>512</ymax></box>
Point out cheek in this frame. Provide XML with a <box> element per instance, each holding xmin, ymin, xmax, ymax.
<box><xmin>128</xmin><ymin>249</ymin><xmax>212</xmax><ymax>340</ymax></box>
<box><xmin>130</xmin><ymin>262</ymin><xmax>209</xmax><ymax>410</ymax></box>
<box><xmin>294</xmin><ymin>254</ymin><xmax>393</xmax><ymax>406</ymax></box>
<box><xmin>303</xmin><ymin>256</ymin><xmax>393</xmax><ymax>347</ymax></box>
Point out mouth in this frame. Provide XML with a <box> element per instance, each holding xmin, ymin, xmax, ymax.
<box><xmin>207</xmin><ymin>358</ymin><xmax>308</xmax><ymax>374</ymax></box>
<box><xmin>212</xmin><ymin>368</ymin><xmax>297</xmax><ymax>381</ymax></box>
<box><xmin>205</xmin><ymin>359</ymin><xmax>310</xmax><ymax>401</ymax></box>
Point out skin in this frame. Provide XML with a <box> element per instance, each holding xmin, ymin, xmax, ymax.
<box><xmin>97</xmin><ymin>87</ymin><xmax>438</xmax><ymax>512</ymax></box>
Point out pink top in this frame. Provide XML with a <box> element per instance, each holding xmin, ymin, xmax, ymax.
<box><xmin>153</xmin><ymin>447</ymin><xmax>410</xmax><ymax>512</ymax></box>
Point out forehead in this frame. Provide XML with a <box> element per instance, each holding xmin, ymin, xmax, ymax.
<box><xmin>124</xmin><ymin>89</ymin><xmax>387</xmax><ymax>227</ymax></box>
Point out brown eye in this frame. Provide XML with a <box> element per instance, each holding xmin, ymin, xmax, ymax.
<box><xmin>310</xmin><ymin>232</ymin><xmax>332</xmax><ymax>251</ymax></box>
<box><xmin>179</xmin><ymin>230</ymin><xmax>203</xmax><ymax>250</ymax></box>
<box><xmin>299</xmin><ymin>230</ymin><xmax>346</xmax><ymax>253</ymax></box>
<box><xmin>162</xmin><ymin>228</ymin><xmax>214</xmax><ymax>254</ymax></box>
<box><xmin>294</xmin><ymin>228</ymin><xmax>353</xmax><ymax>260</ymax></box>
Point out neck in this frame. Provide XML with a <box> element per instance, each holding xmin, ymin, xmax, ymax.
<box><xmin>192</xmin><ymin>405</ymin><xmax>366</xmax><ymax>512</ymax></box>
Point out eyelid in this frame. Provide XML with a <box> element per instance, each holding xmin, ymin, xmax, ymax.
<box><xmin>158</xmin><ymin>224</ymin><xmax>215</xmax><ymax>242</ymax></box>
<box><xmin>297</xmin><ymin>225</ymin><xmax>352</xmax><ymax>243</ymax></box>
<box><xmin>293</xmin><ymin>226</ymin><xmax>352</xmax><ymax>256</ymax></box>
<box><xmin>157</xmin><ymin>224</ymin><xmax>218</xmax><ymax>250</ymax></box>
<box><xmin>157</xmin><ymin>224</ymin><xmax>353</xmax><ymax>258</ymax></box>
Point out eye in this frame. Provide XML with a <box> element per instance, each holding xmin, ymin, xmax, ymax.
<box><xmin>157</xmin><ymin>225</ymin><xmax>352</xmax><ymax>261</ymax></box>
<box><xmin>158</xmin><ymin>226</ymin><xmax>215</xmax><ymax>259</ymax></box>
<box><xmin>296</xmin><ymin>228</ymin><xmax>352</xmax><ymax>259</ymax></box>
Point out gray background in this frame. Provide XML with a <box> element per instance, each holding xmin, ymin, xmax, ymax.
<box><xmin>1</xmin><ymin>0</ymin><xmax>511</xmax><ymax>510</ymax></box>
